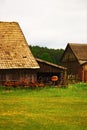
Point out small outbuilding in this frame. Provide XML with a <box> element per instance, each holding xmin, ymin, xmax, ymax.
<box><xmin>36</xmin><ymin>58</ymin><xmax>67</xmax><ymax>86</ymax></box>
<box><xmin>60</xmin><ymin>43</ymin><xmax>87</xmax><ymax>82</ymax></box>
<box><xmin>0</xmin><ymin>22</ymin><xmax>39</xmax><ymax>86</ymax></box>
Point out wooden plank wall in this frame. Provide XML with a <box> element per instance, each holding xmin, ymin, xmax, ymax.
<box><xmin>0</xmin><ymin>69</ymin><xmax>37</xmax><ymax>85</ymax></box>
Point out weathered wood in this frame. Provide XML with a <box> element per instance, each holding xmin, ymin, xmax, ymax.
<box><xmin>60</xmin><ymin>43</ymin><xmax>87</xmax><ymax>82</ymax></box>
<box><xmin>36</xmin><ymin>58</ymin><xmax>67</xmax><ymax>86</ymax></box>
<box><xmin>0</xmin><ymin>69</ymin><xmax>38</xmax><ymax>86</ymax></box>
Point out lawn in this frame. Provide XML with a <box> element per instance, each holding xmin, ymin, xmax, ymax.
<box><xmin>0</xmin><ymin>83</ymin><xmax>87</xmax><ymax>130</ymax></box>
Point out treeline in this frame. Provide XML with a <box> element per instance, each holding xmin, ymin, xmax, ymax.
<box><xmin>30</xmin><ymin>45</ymin><xmax>64</xmax><ymax>65</ymax></box>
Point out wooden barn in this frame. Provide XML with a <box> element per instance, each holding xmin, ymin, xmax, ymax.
<box><xmin>60</xmin><ymin>43</ymin><xmax>87</xmax><ymax>82</ymax></box>
<box><xmin>36</xmin><ymin>58</ymin><xmax>67</xmax><ymax>86</ymax></box>
<box><xmin>0</xmin><ymin>22</ymin><xmax>39</xmax><ymax>86</ymax></box>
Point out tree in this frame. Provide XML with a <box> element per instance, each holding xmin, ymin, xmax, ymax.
<box><xmin>29</xmin><ymin>45</ymin><xmax>64</xmax><ymax>65</ymax></box>
<box><xmin>41</xmin><ymin>52</ymin><xmax>53</xmax><ymax>63</ymax></box>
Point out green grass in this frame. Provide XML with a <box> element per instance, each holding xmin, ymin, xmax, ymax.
<box><xmin>0</xmin><ymin>83</ymin><xmax>87</xmax><ymax>130</ymax></box>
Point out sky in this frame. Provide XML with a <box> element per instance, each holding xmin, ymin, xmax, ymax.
<box><xmin>0</xmin><ymin>0</ymin><xmax>87</xmax><ymax>49</ymax></box>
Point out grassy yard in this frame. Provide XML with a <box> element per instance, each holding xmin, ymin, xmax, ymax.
<box><xmin>0</xmin><ymin>83</ymin><xmax>87</xmax><ymax>130</ymax></box>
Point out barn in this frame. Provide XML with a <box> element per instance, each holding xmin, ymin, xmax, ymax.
<box><xmin>36</xmin><ymin>58</ymin><xmax>67</xmax><ymax>86</ymax></box>
<box><xmin>60</xmin><ymin>43</ymin><xmax>87</xmax><ymax>82</ymax></box>
<box><xmin>0</xmin><ymin>22</ymin><xmax>39</xmax><ymax>86</ymax></box>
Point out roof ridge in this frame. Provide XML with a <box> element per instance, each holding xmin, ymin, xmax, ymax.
<box><xmin>0</xmin><ymin>21</ymin><xmax>18</xmax><ymax>23</ymax></box>
<box><xmin>68</xmin><ymin>43</ymin><xmax>87</xmax><ymax>46</ymax></box>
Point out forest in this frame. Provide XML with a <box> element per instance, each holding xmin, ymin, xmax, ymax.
<box><xmin>30</xmin><ymin>45</ymin><xmax>64</xmax><ymax>65</ymax></box>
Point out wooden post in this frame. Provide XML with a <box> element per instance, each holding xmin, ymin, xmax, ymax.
<box><xmin>63</xmin><ymin>70</ymin><xmax>68</xmax><ymax>86</ymax></box>
<box><xmin>82</xmin><ymin>70</ymin><xmax>84</xmax><ymax>82</ymax></box>
<box><xmin>82</xmin><ymin>66</ymin><xmax>85</xmax><ymax>82</ymax></box>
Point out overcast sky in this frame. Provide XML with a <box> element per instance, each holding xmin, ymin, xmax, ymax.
<box><xmin>0</xmin><ymin>0</ymin><xmax>87</xmax><ymax>49</ymax></box>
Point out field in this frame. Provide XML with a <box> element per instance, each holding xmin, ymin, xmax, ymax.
<box><xmin>0</xmin><ymin>83</ymin><xmax>87</xmax><ymax>130</ymax></box>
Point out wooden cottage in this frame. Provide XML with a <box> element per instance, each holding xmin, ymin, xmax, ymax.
<box><xmin>36</xmin><ymin>58</ymin><xmax>67</xmax><ymax>86</ymax></box>
<box><xmin>60</xmin><ymin>43</ymin><xmax>87</xmax><ymax>82</ymax></box>
<box><xmin>0</xmin><ymin>22</ymin><xmax>39</xmax><ymax>86</ymax></box>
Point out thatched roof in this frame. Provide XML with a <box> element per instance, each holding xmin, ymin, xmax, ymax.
<box><xmin>36</xmin><ymin>58</ymin><xmax>66</xmax><ymax>70</ymax></box>
<box><xmin>0</xmin><ymin>22</ymin><xmax>39</xmax><ymax>69</ymax></box>
<box><xmin>68</xmin><ymin>43</ymin><xmax>87</xmax><ymax>65</ymax></box>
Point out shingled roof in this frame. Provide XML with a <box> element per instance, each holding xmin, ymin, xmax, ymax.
<box><xmin>0</xmin><ymin>22</ymin><xmax>39</xmax><ymax>69</ymax></box>
<box><xmin>68</xmin><ymin>43</ymin><xmax>87</xmax><ymax>65</ymax></box>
